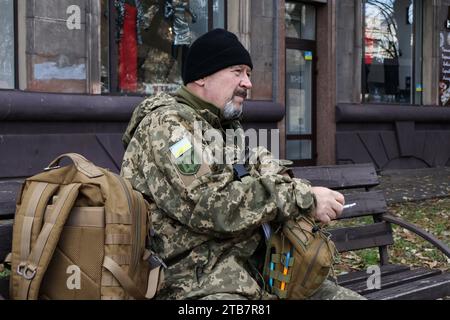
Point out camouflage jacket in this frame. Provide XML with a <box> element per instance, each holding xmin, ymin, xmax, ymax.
<box><xmin>121</xmin><ymin>86</ymin><xmax>315</xmax><ymax>299</ymax></box>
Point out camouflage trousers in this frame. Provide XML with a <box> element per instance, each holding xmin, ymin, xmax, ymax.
<box><xmin>307</xmin><ymin>280</ymin><xmax>366</xmax><ymax>300</ymax></box>
<box><xmin>200</xmin><ymin>280</ymin><xmax>366</xmax><ymax>300</ymax></box>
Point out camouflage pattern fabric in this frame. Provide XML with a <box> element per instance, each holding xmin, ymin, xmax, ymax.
<box><xmin>308</xmin><ymin>280</ymin><xmax>367</xmax><ymax>300</ymax></box>
<box><xmin>121</xmin><ymin>86</ymin><xmax>322</xmax><ymax>300</ymax></box>
<box><xmin>199</xmin><ymin>281</ymin><xmax>367</xmax><ymax>300</ymax></box>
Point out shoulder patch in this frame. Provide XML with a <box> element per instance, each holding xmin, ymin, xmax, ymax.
<box><xmin>174</xmin><ymin>150</ymin><xmax>200</xmax><ymax>175</ymax></box>
<box><xmin>168</xmin><ymin>142</ymin><xmax>212</xmax><ymax>188</ymax></box>
<box><xmin>170</xmin><ymin>137</ymin><xmax>193</xmax><ymax>159</ymax></box>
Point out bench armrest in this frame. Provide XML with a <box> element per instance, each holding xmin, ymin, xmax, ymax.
<box><xmin>381</xmin><ymin>214</ymin><xmax>450</xmax><ymax>259</ymax></box>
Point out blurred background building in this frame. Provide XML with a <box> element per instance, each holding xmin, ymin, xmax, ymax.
<box><xmin>0</xmin><ymin>0</ymin><xmax>449</xmax><ymax>183</ymax></box>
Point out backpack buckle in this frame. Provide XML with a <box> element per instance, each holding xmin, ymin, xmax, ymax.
<box><xmin>148</xmin><ymin>254</ymin><xmax>167</xmax><ymax>270</ymax></box>
<box><xmin>17</xmin><ymin>263</ymin><xmax>37</xmax><ymax>280</ymax></box>
<box><xmin>16</xmin><ymin>262</ymin><xmax>26</xmax><ymax>276</ymax></box>
<box><xmin>143</xmin><ymin>250</ymin><xmax>167</xmax><ymax>270</ymax></box>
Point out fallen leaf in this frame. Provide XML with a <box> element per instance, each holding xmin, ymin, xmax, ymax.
<box><xmin>425</xmin><ymin>261</ymin><xmax>438</xmax><ymax>268</ymax></box>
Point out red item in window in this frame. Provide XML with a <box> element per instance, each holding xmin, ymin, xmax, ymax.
<box><xmin>364</xmin><ymin>36</ymin><xmax>374</xmax><ymax>65</ymax></box>
<box><xmin>119</xmin><ymin>3</ymin><xmax>138</xmax><ymax>92</ymax></box>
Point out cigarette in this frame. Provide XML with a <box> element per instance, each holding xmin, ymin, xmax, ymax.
<box><xmin>343</xmin><ymin>203</ymin><xmax>356</xmax><ymax>209</ymax></box>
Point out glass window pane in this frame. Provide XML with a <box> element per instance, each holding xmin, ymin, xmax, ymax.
<box><xmin>101</xmin><ymin>0</ymin><xmax>110</xmax><ymax>93</ymax></box>
<box><xmin>285</xmin><ymin>2</ymin><xmax>315</xmax><ymax>40</ymax></box>
<box><xmin>109</xmin><ymin>0</ymin><xmax>216</xmax><ymax>95</ymax></box>
<box><xmin>287</xmin><ymin>140</ymin><xmax>312</xmax><ymax>160</ymax></box>
<box><xmin>0</xmin><ymin>0</ymin><xmax>15</xmax><ymax>89</ymax></box>
<box><xmin>440</xmin><ymin>33</ymin><xmax>450</xmax><ymax>106</ymax></box>
<box><xmin>189</xmin><ymin>0</ymin><xmax>208</xmax><ymax>42</ymax></box>
<box><xmin>115</xmin><ymin>0</ymin><xmax>184</xmax><ymax>94</ymax></box>
<box><xmin>363</xmin><ymin>0</ymin><xmax>422</xmax><ymax>104</ymax></box>
<box><xmin>26</xmin><ymin>1</ymin><xmax>88</xmax><ymax>93</ymax></box>
<box><xmin>286</xmin><ymin>49</ymin><xmax>312</xmax><ymax>135</ymax></box>
<box><xmin>413</xmin><ymin>0</ymin><xmax>423</xmax><ymax>104</ymax></box>
<box><xmin>213</xmin><ymin>0</ymin><xmax>225</xmax><ymax>29</ymax></box>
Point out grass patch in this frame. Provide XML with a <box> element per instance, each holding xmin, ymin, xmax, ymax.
<box><xmin>0</xmin><ymin>264</ymin><xmax>10</xmax><ymax>279</ymax></box>
<box><xmin>332</xmin><ymin>197</ymin><xmax>450</xmax><ymax>275</ymax></box>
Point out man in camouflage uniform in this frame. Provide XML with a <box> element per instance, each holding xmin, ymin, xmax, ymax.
<box><xmin>121</xmin><ymin>29</ymin><xmax>365</xmax><ymax>300</ymax></box>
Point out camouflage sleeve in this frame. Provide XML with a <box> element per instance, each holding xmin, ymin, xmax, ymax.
<box><xmin>140</xmin><ymin>112</ymin><xmax>315</xmax><ymax>238</ymax></box>
<box><xmin>247</xmin><ymin>146</ymin><xmax>294</xmax><ymax>177</ymax></box>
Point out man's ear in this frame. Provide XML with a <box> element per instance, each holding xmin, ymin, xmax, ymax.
<box><xmin>194</xmin><ymin>78</ymin><xmax>206</xmax><ymax>87</ymax></box>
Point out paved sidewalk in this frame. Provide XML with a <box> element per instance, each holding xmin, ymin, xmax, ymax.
<box><xmin>375</xmin><ymin>167</ymin><xmax>450</xmax><ymax>204</ymax></box>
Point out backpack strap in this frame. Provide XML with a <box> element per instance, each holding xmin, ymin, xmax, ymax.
<box><xmin>15</xmin><ymin>183</ymin><xmax>81</xmax><ymax>300</ymax></box>
<box><xmin>102</xmin><ymin>256</ymin><xmax>146</xmax><ymax>300</ymax></box>
<box><xmin>45</xmin><ymin>153</ymin><xmax>103</xmax><ymax>178</ymax></box>
<box><xmin>145</xmin><ymin>265</ymin><xmax>162</xmax><ymax>299</ymax></box>
<box><xmin>19</xmin><ymin>183</ymin><xmax>59</xmax><ymax>264</ymax></box>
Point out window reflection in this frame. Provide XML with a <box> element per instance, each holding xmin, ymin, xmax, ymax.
<box><xmin>105</xmin><ymin>0</ymin><xmax>224</xmax><ymax>95</ymax></box>
<box><xmin>286</xmin><ymin>49</ymin><xmax>312</xmax><ymax>135</ymax></box>
<box><xmin>285</xmin><ymin>1</ymin><xmax>315</xmax><ymax>40</ymax></box>
<box><xmin>363</xmin><ymin>0</ymin><xmax>422</xmax><ymax>104</ymax></box>
<box><xmin>0</xmin><ymin>0</ymin><xmax>15</xmax><ymax>89</ymax></box>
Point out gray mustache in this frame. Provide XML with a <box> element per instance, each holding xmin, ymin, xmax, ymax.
<box><xmin>234</xmin><ymin>90</ymin><xmax>247</xmax><ymax>99</ymax></box>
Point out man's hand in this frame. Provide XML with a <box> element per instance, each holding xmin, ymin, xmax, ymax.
<box><xmin>311</xmin><ymin>187</ymin><xmax>345</xmax><ymax>224</ymax></box>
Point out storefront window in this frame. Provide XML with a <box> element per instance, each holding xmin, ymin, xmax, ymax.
<box><xmin>101</xmin><ymin>0</ymin><xmax>111</xmax><ymax>93</ymax></box>
<box><xmin>285</xmin><ymin>2</ymin><xmax>316</xmax><ymax>41</ymax></box>
<box><xmin>213</xmin><ymin>0</ymin><xmax>225</xmax><ymax>29</ymax></box>
<box><xmin>363</xmin><ymin>0</ymin><xmax>423</xmax><ymax>104</ymax></box>
<box><xmin>0</xmin><ymin>0</ymin><xmax>15</xmax><ymax>89</ymax></box>
<box><xmin>21</xmin><ymin>1</ymin><xmax>101</xmax><ymax>93</ymax></box>
<box><xmin>103</xmin><ymin>0</ymin><xmax>226</xmax><ymax>95</ymax></box>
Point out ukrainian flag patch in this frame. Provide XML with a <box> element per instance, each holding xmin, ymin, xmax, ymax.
<box><xmin>170</xmin><ymin>137</ymin><xmax>193</xmax><ymax>159</ymax></box>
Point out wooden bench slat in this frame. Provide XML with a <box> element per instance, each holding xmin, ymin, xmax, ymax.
<box><xmin>291</xmin><ymin>163</ymin><xmax>379</xmax><ymax>190</ymax></box>
<box><xmin>338</xmin><ymin>190</ymin><xmax>387</xmax><ymax>219</ymax></box>
<box><xmin>337</xmin><ymin>264</ymin><xmax>410</xmax><ymax>286</ymax></box>
<box><xmin>364</xmin><ymin>273</ymin><xmax>450</xmax><ymax>300</ymax></box>
<box><xmin>0</xmin><ymin>220</ymin><xmax>13</xmax><ymax>261</ymax></box>
<box><xmin>345</xmin><ymin>268</ymin><xmax>442</xmax><ymax>295</ymax></box>
<box><xmin>330</xmin><ymin>222</ymin><xmax>394</xmax><ymax>252</ymax></box>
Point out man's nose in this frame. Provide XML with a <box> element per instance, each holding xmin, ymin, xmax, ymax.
<box><xmin>240</xmin><ymin>74</ymin><xmax>252</xmax><ymax>89</ymax></box>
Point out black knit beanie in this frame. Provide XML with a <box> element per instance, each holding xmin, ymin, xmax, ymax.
<box><xmin>182</xmin><ymin>29</ymin><xmax>253</xmax><ymax>85</ymax></box>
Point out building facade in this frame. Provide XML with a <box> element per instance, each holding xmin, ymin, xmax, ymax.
<box><xmin>1</xmin><ymin>0</ymin><xmax>450</xmax><ymax>179</ymax></box>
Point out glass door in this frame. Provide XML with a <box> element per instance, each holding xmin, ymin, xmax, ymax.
<box><xmin>285</xmin><ymin>1</ymin><xmax>316</xmax><ymax>165</ymax></box>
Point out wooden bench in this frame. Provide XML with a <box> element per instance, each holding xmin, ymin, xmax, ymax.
<box><xmin>292</xmin><ymin>163</ymin><xmax>450</xmax><ymax>300</ymax></box>
<box><xmin>1</xmin><ymin>163</ymin><xmax>449</xmax><ymax>300</ymax></box>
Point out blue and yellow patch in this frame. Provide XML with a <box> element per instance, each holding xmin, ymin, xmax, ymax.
<box><xmin>170</xmin><ymin>137</ymin><xmax>200</xmax><ymax>175</ymax></box>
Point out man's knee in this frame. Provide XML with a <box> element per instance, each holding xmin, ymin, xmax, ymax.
<box><xmin>200</xmin><ymin>293</ymin><xmax>249</xmax><ymax>300</ymax></box>
<box><xmin>308</xmin><ymin>280</ymin><xmax>367</xmax><ymax>300</ymax></box>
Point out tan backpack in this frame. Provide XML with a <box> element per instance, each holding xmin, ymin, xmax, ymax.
<box><xmin>9</xmin><ymin>153</ymin><xmax>164</xmax><ymax>300</ymax></box>
<box><xmin>263</xmin><ymin>216</ymin><xmax>338</xmax><ymax>299</ymax></box>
